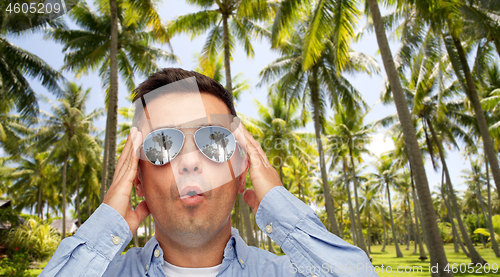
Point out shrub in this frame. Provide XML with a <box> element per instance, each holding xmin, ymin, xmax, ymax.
<box><xmin>437</xmin><ymin>222</ymin><xmax>453</xmax><ymax>243</ymax></box>
<box><xmin>3</xmin><ymin>219</ymin><xmax>60</xmax><ymax>261</ymax></box>
<box><xmin>0</xmin><ymin>250</ymin><xmax>30</xmax><ymax>277</ymax></box>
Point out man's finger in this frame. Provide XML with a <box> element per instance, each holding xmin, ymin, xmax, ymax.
<box><xmin>114</xmin><ymin>128</ymin><xmax>137</xmax><ymax>181</ymax></box>
<box><xmin>120</xmin><ymin>132</ymin><xmax>142</xmax><ymax>184</ymax></box>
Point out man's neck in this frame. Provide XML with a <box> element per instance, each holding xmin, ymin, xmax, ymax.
<box><xmin>156</xmin><ymin>221</ymin><xmax>232</xmax><ymax>268</ymax></box>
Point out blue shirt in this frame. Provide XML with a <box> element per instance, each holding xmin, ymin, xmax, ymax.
<box><xmin>40</xmin><ymin>186</ymin><xmax>376</xmax><ymax>276</ymax></box>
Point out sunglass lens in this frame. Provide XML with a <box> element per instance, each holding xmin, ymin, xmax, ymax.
<box><xmin>143</xmin><ymin>129</ymin><xmax>184</xmax><ymax>165</ymax></box>
<box><xmin>195</xmin><ymin>126</ymin><xmax>236</xmax><ymax>163</ymax></box>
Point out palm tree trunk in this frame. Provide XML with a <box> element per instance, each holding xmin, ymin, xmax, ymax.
<box><xmin>440</xmin><ymin>169</ymin><xmax>463</xmax><ymax>255</ymax></box>
<box><xmin>222</xmin><ymin>10</ymin><xmax>233</xmax><ymax>95</ymax></box>
<box><xmin>449</xmin><ymin>206</ymin><xmax>460</xmax><ymax>253</ymax></box>
<box><xmin>427</xmin><ymin>119</ymin><xmax>484</xmax><ymax>264</ymax></box>
<box><xmin>88</xmin><ymin>184</ymin><xmax>91</xmax><ymax>217</ymax></box>
<box><xmin>339</xmin><ymin>197</ymin><xmax>343</xmax><ymax>235</ymax></box>
<box><xmin>412</xmin><ymin>187</ymin><xmax>427</xmax><ymax>259</ymax></box>
<box><xmin>100</xmin><ymin>132</ymin><xmax>109</xmax><ymax>202</ymax></box>
<box><xmin>381</xmin><ymin>214</ymin><xmax>387</xmax><ymax>252</ymax></box>
<box><xmin>476</xmin><ymin>175</ymin><xmax>498</xmax><ymax>250</ymax></box>
<box><xmin>343</xmin><ymin>158</ymin><xmax>357</xmax><ymax>245</ymax></box>
<box><xmin>367</xmin><ymin>211</ymin><xmax>371</xmax><ymax>254</ymax></box>
<box><xmin>239</xmin><ymin>194</ymin><xmax>256</xmax><ymax>246</ymax></box>
<box><xmin>485</xmin><ymin>159</ymin><xmax>500</xmax><ymax>257</ymax></box>
<box><xmin>448</xmin><ymin>32</ymin><xmax>500</xmax><ymax>198</ymax></box>
<box><xmin>311</xmin><ymin>66</ymin><xmax>340</xmax><ymax>236</ymax></box>
<box><xmin>279</xmin><ymin>164</ymin><xmax>284</xmax><ymax>185</ymax></box>
<box><xmin>406</xmin><ymin>198</ymin><xmax>414</xmax><ymax>252</ymax></box>
<box><xmin>443</xmin><ymin>166</ymin><xmax>458</xmax><ymax>253</ymax></box>
<box><xmin>410</xmin><ymin>173</ymin><xmax>418</xmax><ymax>255</ymax></box>
<box><xmin>348</xmin><ymin>151</ymin><xmax>368</xmax><ymax>255</ymax></box>
<box><xmin>386</xmin><ymin>182</ymin><xmax>403</xmax><ymax>257</ymax></box>
<box><xmin>267</xmin><ymin>236</ymin><xmax>275</xmax><ymax>253</ymax></box>
<box><xmin>444</xmin><ymin>187</ymin><xmax>469</xmax><ymax>256</ymax></box>
<box><xmin>366</xmin><ymin>1</ymin><xmax>450</xmax><ymax>274</ymax></box>
<box><xmin>148</xmin><ymin>215</ymin><xmax>152</xmax><ymax>239</ymax></box>
<box><xmin>62</xmin><ymin>151</ymin><xmax>69</xmax><ymax>239</ymax></box>
<box><xmin>476</xmin><ymin>206</ymin><xmax>485</xmax><ymax>246</ymax></box>
<box><xmin>106</xmin><ymin>0</ymin><xmax>120</xmax><ymax>193</ymax></box>
<box><xmin>76</xmin><ymin>173</ymin><xmax>81</xmax><ymax>227</ymax></box>
<box><xmin>406</xmin><ymin>211</ymin><xmax>410</xmax><ymax>251</ymax></box>
<box><xmin>38</xmin><ymin>182</ymin><xmax>42</xmax><ymax>219</ymax></box>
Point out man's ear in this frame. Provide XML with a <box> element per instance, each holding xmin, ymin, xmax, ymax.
<box><xmin>237</xmin><ymin>164</ymin><xmax>249</xmax><ymax>194</ymax></box>
<box><xmin>133</xmin><ymin>162</ymin><xmax>145</xmax><ymax>197</ymax></box>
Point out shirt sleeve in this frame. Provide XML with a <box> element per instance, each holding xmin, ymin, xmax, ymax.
<box><xmin>39</xmin><ymin>204</ymin><xmax>133</xmax><ymax>277</ymax></box>
<box><xmin>255</xmin><ymin>186</ymin><xmax>377</xmax><ymax>277</ymax></box>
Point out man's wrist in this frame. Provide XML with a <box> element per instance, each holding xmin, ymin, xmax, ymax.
<box><xmin>255</xmin><ymin>186</ymin><xmax>312</xmax><ymax>246</ymax></box>
<box><xmin>73</xmin><ymin>203</ymin><xmax>133</xmax><ymax>260</ymax></box>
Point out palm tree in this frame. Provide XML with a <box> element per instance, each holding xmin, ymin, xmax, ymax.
<box><xmin>239</xmin><ymin>94</ymin><xmax>307</xmax><ymax>246</ymax></box>
<box><xmin>168</xmin><ymin>0</ymin><xmax>275</xmax><ymax>96</ymax></box>
<box><xmin>368</xmin><ymin>154</ymin><xmax>404</xmax><ymax>257</ymax></box>
<box><xmin>260</xmin><ymin>16</ymin><xmax>378</xmax><ymax>236</ymax></box>
<box><xmin>0</xmin><ymin>96</ymin><xmax>31</xmax><ymax>159</ymax></box>
<box><xmin>360</xmin><ymin>178</ymin><xmax>382</xmax><ymax>254</ymax></box>
<box><xmin>241</xmin><ymin>92</ymin><xmax>307</xmax><ymax>182</ymax></box>
<box><xmin>326</xmin><ymin>106</ymin><xmax>374</xmax><ymax>256</ymax></box>
<box><xmin>428</xmin><ymin>0</ymin><xmax>500</xmax><ymax>198</ymax></box>
<box><xmin>7</xmin><ymin>151</ymin><xmax>58</xmax><ymax>220</ymax></box>
<box><xmin>0</xmin><ymin>1</ymin><xmax>63</xmax><ymax>118</ymax></box>
<box><xmin>364</xmin><ymin>0</ymin><xmax>452</xmax><ymax>273</ymax></box>
<box><xmin>461</xmin><ymin>158</ymin><xmax>500</xmax><ymax>257</ymax></box>
<box><xmin>193</xmin><ymin>52</ymin><xmax>250</xmax><ymax>101</ymax></box>
<box><xmin>48</xmin><ymin>0</ymin><xmax>176</xmax><ymax>200</ymax></box>
<box><xmin>35</xmin><ymin>82</ymin><xmax>103</xmax><ymax>238</ymax></box>
<box><xmin>379</xmin><ymin>24</ymin><xmax>486</xmax><ymax>263</ymax></box>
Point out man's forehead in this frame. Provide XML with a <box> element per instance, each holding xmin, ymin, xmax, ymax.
<box><xmin>133</xmin><ymin>91</ymin><xmax>233</xmax><ymax>134</ymax></box>
<box><xmin>143</xmin><ymin>92</ymin><xmax>208</xmax><ymax>126</ymax></box>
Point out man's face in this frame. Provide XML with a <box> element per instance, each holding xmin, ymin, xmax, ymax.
<box><xmin>133</xmin><ymin>92</ymin><xmax>247</xmax><ymax>247</ymax></box>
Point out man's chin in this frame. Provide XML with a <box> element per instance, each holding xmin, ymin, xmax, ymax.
<box><xmin>169</xmin><ymin>221</ymin><xmax>216</xmax><ymax>247</ymax></box>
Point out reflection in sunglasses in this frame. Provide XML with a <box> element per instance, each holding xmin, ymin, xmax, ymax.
<box><xmin>143</xmin><ymin>127</ymin><xmax>236</xmax><ymax>165</ymax></box>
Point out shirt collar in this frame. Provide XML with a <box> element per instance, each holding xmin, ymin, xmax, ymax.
<box><xmin>140</xmin><ymin>227</ymin><xmax>250</xmax><ymax>269</ymax></box>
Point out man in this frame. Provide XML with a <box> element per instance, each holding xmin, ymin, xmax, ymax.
<box><xmin>40</xmin><ymin>68</ymin><xmax>376</xmax><ymax>277</ymax></box>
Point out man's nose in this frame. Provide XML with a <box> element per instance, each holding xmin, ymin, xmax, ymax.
<box><xmin>176</xmin><ymin>134</ymin><xmax>203</xmax><ymax>174</ymax></box>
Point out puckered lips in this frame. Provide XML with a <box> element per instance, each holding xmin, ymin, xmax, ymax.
<box><xmin>179</xmin><ymin>186</ymin><xmax>204</xmax><ymax>205</ymax></box>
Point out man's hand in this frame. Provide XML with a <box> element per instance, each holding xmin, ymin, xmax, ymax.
<box><xmin>231</xmin><ymin>118</ymin><xmax>283</xmax><ymax>215</ymax></box>
<box><xmin>103</xmin><ymin>127</ymin><xmax>150</xmax><ymax>235</ymax></box>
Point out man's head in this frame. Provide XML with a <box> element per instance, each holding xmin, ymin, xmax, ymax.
<box><xmin>131</xmin><ymin>68</ymin><xmax>248</xmax><ymax>248</ymax></box>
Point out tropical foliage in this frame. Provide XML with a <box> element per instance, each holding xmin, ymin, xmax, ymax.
<box><xmin>1</xmin><ymin>0</ymin><xmax>500</xmax><ymax>275</ymax></box>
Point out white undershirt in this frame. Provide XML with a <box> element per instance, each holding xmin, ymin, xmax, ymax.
<box><xmin>161</xmin><ymin>260</ymin><xmax>222</xmax><ymax>277</ymax></box>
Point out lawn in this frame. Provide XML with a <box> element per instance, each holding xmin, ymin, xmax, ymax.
<box><xmin>23</xmin><ymin>243</ymin><xmax>500</xmax><ymax>276</ymax></box>
<box><xmin>371</xmin><ymin>243</ymin><xmax>500</xmax><ymax>276</ymax></box>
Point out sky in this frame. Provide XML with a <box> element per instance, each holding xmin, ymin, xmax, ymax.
<box><xmin>4</xmin><ymin>0</ymin><xmax>474</xmax><ymax>200</ymax></box>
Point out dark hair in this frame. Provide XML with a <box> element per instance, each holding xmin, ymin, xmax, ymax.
<box><xmin>133</xmin><ymin>68</ymin><xmax>236</xmax><ymax>116</ymax></box>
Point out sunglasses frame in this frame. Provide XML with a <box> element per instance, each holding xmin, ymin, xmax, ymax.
<box><xmin>139</xmin><ymin>126</ymin><xmax>242</xmax><ymax>165</ymax></box>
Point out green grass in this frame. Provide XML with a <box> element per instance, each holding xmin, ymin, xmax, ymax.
<box><xmin>371</xmin><ymin>243</ymin><xmax>500</xmax><ymax>276</ymax></box>
<box><xmin>21</xmin><ymin>243</ymin><xmax>500</xmax><ymax>276</ymax></box>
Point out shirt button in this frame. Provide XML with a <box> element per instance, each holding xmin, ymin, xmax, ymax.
<box><xmin>154</xmin><ymin>250</ymin><xmax>160</xmax><ymax>258</ymax></box>
<box><xmin>228</xmin><ymin>246</ymin><xmax>233</xmax><ymax>250</ymax></box>
<box><xmin>265</xmin><ymin>224</ymin><xmax>273</xmax><ymax>234</ymax></box>
<box><xmin>112</xmin><ymin>236</ymin><xmax>121</xmax><ymax>245</ymax></box>
<box><xmin>239</xmin><ymin>258</ymin><xmax>244</xmax><ymax>265</ymax></box>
